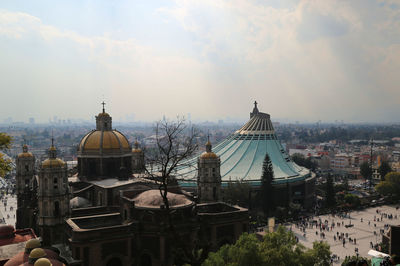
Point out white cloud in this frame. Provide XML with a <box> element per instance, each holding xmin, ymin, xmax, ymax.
<box><xmin>0</xmin><ymin>1</ymin><xmax>400</xmax><ymax>123</ymax></box>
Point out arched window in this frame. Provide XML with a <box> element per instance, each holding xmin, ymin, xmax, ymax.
<box><xmin>98</xmin><ymin>192</ymin><xmax>103</xmax><ymax>206</ymax></box>
<box><xmin>54</xmin><ymin>201</ymin><xmax>60</xmax><ymax>217</ymax></box>
<box><xmin>43</xmin><ymin>202</ymin><xmax>48</xmax><ymax>216</ymax></box>
<box><xmin>44</xmin><ymin>178</ymin><xmax>48</xmax><ymax>190</ymax></box>
<box><xmin>53</xmin><ymin>177</ymin><xmax>58</xmax><ymax>189</ymax></box>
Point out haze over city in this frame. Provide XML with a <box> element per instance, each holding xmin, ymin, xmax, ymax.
<box><xmin>1</xmin><ymin>0</ymin><xmax>400</xmax><ymax>123</ymax></box>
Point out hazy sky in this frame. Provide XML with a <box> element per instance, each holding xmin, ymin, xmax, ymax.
<box><xmin>1</xmin><ymin>0</ymin><xmax>399</xmax><ymax>123</ymax></box>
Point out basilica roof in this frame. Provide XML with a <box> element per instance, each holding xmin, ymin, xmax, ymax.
<box><xmin>79</xmin><ymin>130</ymin><xmax>130</xmax><ymax>152</ymax></box>
<box><xmin>177</xmin><ymin>102</ymin><xmax>310</xmax><ymax>185</ymax></box>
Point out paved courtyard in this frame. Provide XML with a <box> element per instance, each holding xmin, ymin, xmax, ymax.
<box><xmin>286</xmin><ymin>205</ymin><xmax>400</xmax><ymax>264</ymax></box>
<box><xmin>0</xmin><ymin>194</ymin><xmax>17</xmax><ymax>227</ymax></box>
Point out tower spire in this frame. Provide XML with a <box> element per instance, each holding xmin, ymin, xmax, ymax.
<box><xmin>101</xmin><ymin>101</ymin><xmax>106</xmax><ymax>113</ymax></box>
<box><xmin>206</xmin><ymin>134</ymin><xmax>212</xmax><ymax>153</ymax></box>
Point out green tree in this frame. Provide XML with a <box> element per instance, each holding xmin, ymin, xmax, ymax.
<box><xmin>0</xmin><ymin>133</ymin><xmax>12</xmax><ymax>177</ymax></box>
<box><xmin>375</xmin><ymin>172</ymin><xmax>400</xmax><ymax>200</ymax></box>
<box><xmin>378</xmin><ymin>161</ymin><xmax>392</xmax><ymax>181</ymax></box>
<box><xmin>344</xmin><ymin>193</ymin><xmax>361</xmax><ymax>207</ymax></box>
<box><xmin>261</xmin><ymin>153</ymin><xmax>274</xmax><ymax>218</ymax></box>
<box><xmin>224</xmin><ymin>180</ymin><xmax>251</xmax><ymax>207</ymax></box>
<box><xmin>325</xmin><ymin>173</ymin><xmax>336</xmax><ymax>208</ymax></box>
<box><xmin>360</xmin><ymin>161</ymin><xmax>372</xmax><ymax>181</ymax></box>
<box><xmin>291</xmin><ymin>153</ymin><xmax>317</xmax><ymax>171</ymax></box>
<box><xmin>203</xmin><ymin>226</ymin><xmax>331</xmax><ymax>266</ymax></box>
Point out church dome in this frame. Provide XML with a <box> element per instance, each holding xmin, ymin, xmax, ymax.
<box><xmin>200</xmin><ymin>139</ymin><xmax>218</xmax><ymax>159</ymax></box>
<box><xmin>17</xmin><ymin>145</ymin><xmax>33</xmax><ymax>158</ymax></box>
<box><xmin>25</xmin><ymin>239</ymin><xmax>41</xmax><ymax>249</ymax></box>
<box><xmin>41</xmin><ymin>158</ymin><xmax>66</xmax><ymax>169</ymax></box>
<box><xmin>200</xmin><ymin>152</ymin><xmax>218</xmax><ymax>159</ymax></box>
<box><xmin>34</xmin><ymin>258</ymin><xmax>52</xmax><ymax>266</ymax></box>
<box><xmin>132</xmin><ymin>140</ymin><xmax>142</xmax><ymax>153</ymax></box>
<box><xmin>133</xmin><ymin>190</ymin><xmax>193</xmax><ymax>208</ymax></box>
<box><xmin>78</xmin><ymin>130</ymin><xmax>130</xmax><ymax>153</ymax></box>
<box><xmin>41</xmin><ymin>142</ymin><xmax>65</xmax><ymax>169</ymax></box>
<box><xmin>29</xmin><ymin>248</ymin><xmax>46</xmax><ymax>259</ymax></box>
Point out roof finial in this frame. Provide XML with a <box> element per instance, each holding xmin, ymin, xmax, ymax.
<box><xmin>51</xmin><ymin>129</ymin><xmax>54</xmax><ymax>147</ymax></box>
<box><xmin>206</xmin><ymin>133</ymin><xmax>212</xmax><ymax>152</ymax></box>
<box><xmin>254</xmin><ymin>101</ymin><xmax>257</xmax><ymax>108</ymax></box>
<box><xmin>101</xmin><ymin>101</ymin><xmax>106</xmax><ymax>113</ymax></box>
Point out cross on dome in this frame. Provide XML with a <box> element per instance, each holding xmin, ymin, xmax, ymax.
<box><xmin>101</xmin><ymin>101</ymin><xmax>106</xmax><ymax>113</ymax></box>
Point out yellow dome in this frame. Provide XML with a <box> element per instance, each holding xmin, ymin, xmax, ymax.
<box><xmin>25</xmin><ymin>239</ymin><xmax>41</xmax><ymax>249</ymax></box>
<box><xmin>41</xmin><ymin>158</ymin><xmax>66</xmax><ymax>168</ymax></box>
<box><xmin>97</xmin><ymin>112</ymin><xmax>110</xmax><ymax>117</ymax></box>
<box><xmin>34</xmin><ymin>258</ymin><xmax>53</xmax><ymax>266</ymax></box>
<box><xmin>200</xmin><ymin>152</ymin><xmax>218</xmax><ymax>159</ymax></box>
<box><xmin>79</xmin><ymin>130</ymin><xmax>130</xmax><ymax>152</ymax></box>
<box><xmin>18</xmin><ymin>152</ymin><xmax>33</xmax><ymax>158</ymax></box>
<box><xmin>132</xmin><ymin>148</ymin><xmax>142</xmax><ymax>153</ymax></box>
<box><xmin>29</xmin><ymin>248</ymin><xmax>46</xmax><ymax>259</ymax></box>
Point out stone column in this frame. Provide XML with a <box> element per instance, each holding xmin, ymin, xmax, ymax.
<box><xmin>211</xmin><ymin>226</ymin><xmax>217</xmax><ymax>248</ymax></box>
<box><xmin>160</xmin><ymin>235</ymin><xmax>165</xmax><ymax>264</ymax></box>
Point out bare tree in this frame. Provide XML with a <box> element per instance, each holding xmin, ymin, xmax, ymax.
<box><xmin>144</xmin><ymin>117</ymin><xmax>207</xmax><ymax>265</ymax></box>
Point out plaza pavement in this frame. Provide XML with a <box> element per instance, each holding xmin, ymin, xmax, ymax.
<box><xmin>0</xmin><ymin>194</ymin><xmax>17</xmax><ymax>227</ymax></box>
<box><xmin>285</xmin><ymin>205</ymin><xmax>400</xmax><ymax>265</ymax></box>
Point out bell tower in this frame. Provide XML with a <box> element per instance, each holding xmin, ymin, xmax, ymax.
<box><xmin>16</xmin><ymin>145</ymin><xmax>36</xmax><ymax>229</ymax></box>
<box><xmin>37</xmin><ymin>139</ymin><xmax>69</xmax><ymax>245</ymax></box>
<box><xmin>197</xmin><ymin>137</ymin><xmax>221</xmax><ymax>203</ymax></box>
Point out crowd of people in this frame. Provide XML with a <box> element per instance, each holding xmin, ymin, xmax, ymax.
<box><xmin>288</xmin><ymin>206</ymin><xmax>400</xmax><ymax>265</ymax></box>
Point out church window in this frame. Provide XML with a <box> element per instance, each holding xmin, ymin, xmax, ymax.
<box><xmin>98</xmin><ymin>192</ymin><xmax>103</xmax><ymax>206</ymax></box>
<box><xmin>213</xmin><ymin>187</ymin><xmax>217</xmax><ymax>200</ymax></box>
<box><xmin>124</xmin><ymin>209</ymin><xmax>127</xmax><ymax>220</ymax></box>
<box><xmin>54</xmin><ymin>177</ymin><xmax>58</xmax><ymax>189</ymax></box>
<box><xmin>25</xmin><ymin>165</ymin><xmax>29</xmax><ymax>171</ymax></box>
<box><xmin>44</xmin><ymin>178</ymin><xmax>48</xmax><ymax>190</ymax></box>
<box><xmin>54</xmin><ymin>201</ymin><xmax>60</xmax><ymax>217</ymax></box>
<box><xmin>43</xmin><ymin>202</ymin><xmax>48</xmax><ymax>216</ymax></box>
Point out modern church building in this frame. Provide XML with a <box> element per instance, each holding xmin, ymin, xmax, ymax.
<box><xmin>177</xmin><ymin>102</ymin><xmax>316</xmax><ymax>208</ymax></box>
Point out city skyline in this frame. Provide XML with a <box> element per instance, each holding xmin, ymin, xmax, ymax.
<box><xmin>1</xmin><ymin>1</ymin><xmax>400</xmax><ymax>123</ymax></box>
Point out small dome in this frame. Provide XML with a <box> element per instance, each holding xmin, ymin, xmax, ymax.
<box><xmin>132</xmin><ymin>140</ymin><xmax>142</xmax><ymax>153</ymax></box>
<box><xmin>41</xmin><ymin>158</ymin><xmax>66</xmax><ymax>169</ymax></box>
<box><xmin>34</xmin><ymin>258</ymin><xmax>52</xmax><ymax>266</ymax></box>
<box><xmin>70</xmin><ymin>197</ymin><xmax>91</xmax><ymax>208</ymax></box>
<box><xmin>18</xmin><ymin>145</ymin><xmax>34</xmax><ymax>158</ymax></box>
<box><xmin>200</xmin><ymin>152</ymin><xmax>218</xmax><ymax>159</ymax></box>
<box><xmin>18</xmin><ymin>152</ymin><xmax>34</xmax><ymax>158</ymax></box>
<box><xmin>29</xmin><ymin>248</ymin><xmax>46</xmax><ymax>259</ymax></box>
<box><xmin>78</xmin><ymin>130</ymin><xmax>130</xmax><ymax>152</ymax></box>
<box><xmin>132</xmin><ymin>148</ymin><xmax>142</xmax><ymax>153</ymax></box>
<box><xmin>25</xmin><ymin>239</ymin><xmax>41</xmax><ymax>249</ymax></box>
<box><xmin>133</xmin><ymin>190</ymin><xmax>192</xmax><ymax>208</ymax></box>
<box><xmin>97</xmin><ymin>112</ymin><xmax>110</xmax><ymax>117</ymax></box>
<box><xmin>0</xmin><ymin>224</ymin><xmax>14</xmax><ymax>238</ymax></box>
